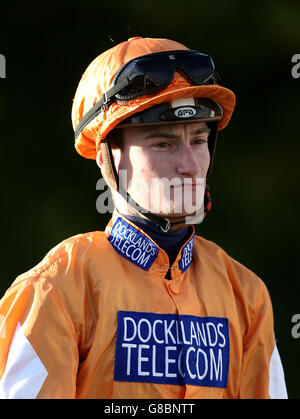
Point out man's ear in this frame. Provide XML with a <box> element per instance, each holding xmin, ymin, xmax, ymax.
<box><xmin>96</xmin><ymin>142</ymin><xmax>120</xmax><ymax>190</ymax></box>
<box><xmin>96</xmin><ymin>146</ymin><xmax>120</xmax><ymax>172</ymax></box>
<box><xmin>96</xmin><ymin>149</ymin><xmax>103</xmax><ymax>169</ymax></box>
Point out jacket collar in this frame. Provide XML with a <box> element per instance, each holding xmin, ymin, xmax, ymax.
<box><xmin>105</xmin><ymin>210</ymin><xmax>195</xmax><ymax>277</ymax></box>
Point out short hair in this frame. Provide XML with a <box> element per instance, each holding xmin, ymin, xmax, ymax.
<box><xmin>106</xmin><ymin>128</ymin><xmax>123</xmax><ymax>149</ymax></box>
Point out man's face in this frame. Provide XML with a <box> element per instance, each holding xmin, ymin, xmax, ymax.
<box><xmin>111</xmin><ymin>122</ymin><xmax>211</xmax><ymax>217</ymax></box>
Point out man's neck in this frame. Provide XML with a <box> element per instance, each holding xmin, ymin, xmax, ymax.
<box><xmin>120</xmin><ymin>212</ymin><xmax>192</xmax><ymax>269</ymax></box>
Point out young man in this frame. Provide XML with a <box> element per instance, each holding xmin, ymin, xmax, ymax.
<box><xmin>0</xmin><ymin>37</ymin><xmax>287</xmax><ymax>399</ymax></box>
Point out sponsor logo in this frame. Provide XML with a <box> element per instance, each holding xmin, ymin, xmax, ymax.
<box><xmin>108</xmin><ymin>217</ymin><xmax>195</xmax><ymax>272</ymax></box>
<box><xmin>174</xmin><ymin>107</ymin><xmax>197</xmax><ymax>118</ymax></box>
<box><xmin>114</xmin><ymin>311</ymin><xmax>230</xmax><ymax>388</ymax></box>
<box><xmin>108</xmin><ymin>217</ymin><xmax>159</xmax><ymax>271</ymax></box>
<box><xmin>179</xmin><ymin>233</ymin><xmax>194</xmax><ymax>272</ymax></box>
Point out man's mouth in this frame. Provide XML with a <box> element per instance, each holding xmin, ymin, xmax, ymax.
<box><xmin>172</xmin><ymin>178</ymin><xmax>205</xmax><ymax>190</ymax></box>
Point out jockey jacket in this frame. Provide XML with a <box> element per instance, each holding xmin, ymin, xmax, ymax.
<box><xmin>0</xmin><ymin>210</ymin><xmax>288</xmax><ymax>399</ymax></box>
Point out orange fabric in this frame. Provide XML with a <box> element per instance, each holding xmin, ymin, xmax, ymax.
<box><xmin>71</xmin><ymin>37</ymin><xmax>236</xmax><ymax>160</ymax></box>
<box><xmin>0</xmin><ymin>211</ymin><xmax>275</xmax><ymax>399</ymax></box>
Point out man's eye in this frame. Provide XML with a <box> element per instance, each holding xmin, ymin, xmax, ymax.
<box><xmin>194</xmin><ymin>138</ymin><xmax>208</xmax><ymax>145</ymax></box>
<box><xmin>154</xmin><ymin>142</ymin><xmax>171</xmax><ymax>149</ymax></box>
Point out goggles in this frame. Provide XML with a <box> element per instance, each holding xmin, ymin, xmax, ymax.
<box><xmin>75</xmin><ymin>50</ymin><xmax>219</xmax><ymax>139</ymax></box>
<box><xmin>113</xmin><ymin>49</ymin><xmax>218</xmax><ymax>99</ymax></box>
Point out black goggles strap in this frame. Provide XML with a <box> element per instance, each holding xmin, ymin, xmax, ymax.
<box><xmin>74</xmin><ymin>77</ymin><xmax>130</xmax><ymax>140</ymax></box>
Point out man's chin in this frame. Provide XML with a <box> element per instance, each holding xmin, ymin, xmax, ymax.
<box><xmin>157</xmin><ymin>205</ymin><xmax>204</xmax><ymax>219</ymax></box>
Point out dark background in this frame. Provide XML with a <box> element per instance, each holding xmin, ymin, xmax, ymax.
<box><xmin>1</xmin><ymin>0</ymin><xmax>299</xmax><ymax>398</ymax></box>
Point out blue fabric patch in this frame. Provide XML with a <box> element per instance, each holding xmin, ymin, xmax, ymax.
<box><xmin>114</xmin><ymin>311</ymin><xmax>230</xmax><ymax>388</ymax></box>
<box><xmin>108</xmin><ymin>217</ymin><xmax>159</xmax><ymax>271</ymax></box>
<box><xmin>178</xmin><ymin>233</ymin><xmax>195</xmax><ymax>272</ymax></box>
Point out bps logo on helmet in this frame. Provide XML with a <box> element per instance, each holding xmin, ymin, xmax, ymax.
<box><xmin>174</xmin><ymin>107</ymin><xmax>197</xmax><ymax>118</ymax></box>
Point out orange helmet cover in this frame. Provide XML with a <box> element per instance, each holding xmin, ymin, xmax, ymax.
<box><xmin>71</xmin><ymin>37</ymin><xmax>236</xmax><ymax>160</ymax></box>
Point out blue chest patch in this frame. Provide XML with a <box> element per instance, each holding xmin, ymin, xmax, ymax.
<box><xmin>114</xmin><ymin>311</ymin><xmax>230</xmax><ymax>388</ymax></box>
<box><xmin>108</xmin><ymin>217</ymin><xmax>159</xmax><ymax>271</ymax></box>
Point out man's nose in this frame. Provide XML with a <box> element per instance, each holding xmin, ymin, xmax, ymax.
<box><xmin>176</xmin><ymin>145</ymin><xmax>201</xmax><ymax>177</ymax></box>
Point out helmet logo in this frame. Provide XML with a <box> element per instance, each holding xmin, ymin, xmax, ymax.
<box><xmin>174</xmin><ymin>106</ymin><xmax>197</xmax><ymax>118</ymax></box>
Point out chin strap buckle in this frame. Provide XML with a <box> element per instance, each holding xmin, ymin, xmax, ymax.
<box><xmin>159</xmin><ymin>219</ymin><xmax>171</xmax><ymax>233</ymax></box>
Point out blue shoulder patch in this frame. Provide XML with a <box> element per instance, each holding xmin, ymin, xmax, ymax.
<box><xmin>108</xmin><ymin>217</ymin><xmax>159</xmax><ymax>271</ymax></box>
